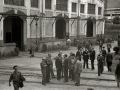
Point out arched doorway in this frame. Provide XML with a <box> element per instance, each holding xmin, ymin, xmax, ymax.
<box><xmin>4</xmin><ymin>16</ymin><xmax>23</xmax><ymax>50</ymax></box>
<box><xmin>87</xmin><ymin>20</ymin><xmax>93</xmax><ymax>37</ymax></box>
<box><xmin>56</xmin><ymin>19</ymin><xmax>66</xmax><ymax>39</ymax></box>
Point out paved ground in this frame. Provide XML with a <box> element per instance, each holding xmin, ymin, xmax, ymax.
<box><xmin>0</xmin><ymin>41</ymin><xmax>120</xmax><ymax>90</ymax></box>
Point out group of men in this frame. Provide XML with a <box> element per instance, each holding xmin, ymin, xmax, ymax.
<box><xmin>40</xmin><ymin>51</ymin><xmax>82</xmax><ymax>86</ymax></box>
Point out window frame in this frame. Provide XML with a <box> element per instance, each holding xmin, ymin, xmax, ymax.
<box><xmin>4</xmin><ymin>0</ymin><xmax>24</xmax><ymax>6</ymax></box>
<box><xmin>45</xmin><ymin>0</ymin><xmax>52</xmax><ymax>9</ymax></box>
<box><xmin>88</xmin><ymin>3</ymin><xmax>96</xmax><ymax>14</ymax></box>
<box><xmin>80</xmin><ymin>4</ymin><xmax>85</xmax><ymax>13</ymax></box>
<box><xmin>98</xmin><ymin>7</ymin><xmax>102</xmax><ymax>15</ymax></box>
<box><xmin>56</xmin><ymin>0</ymin><xmax>68</xmax><ymax>11</ymax></box>
<box><xmin>31</xmin><ymin>0</ymin><xmax>39</xmax><ymax>8</ymax></box>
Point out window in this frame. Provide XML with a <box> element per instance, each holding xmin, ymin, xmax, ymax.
<box><xmin>88</xmin><ymin>3</ymin><xmax>95</xmax><ymax>14</ymax></box>
<box><xmin>4</xmin><ymin>0</ymin><xmax>24</xmax><ymax>6</ymax></box>
<box><xmin>98</xmin><ymin>7</ymin><xmax>101</xmax><ymax>15</ymax></box>
<box><xmin>31</xmin><ymin>0</ymin><xmax>38</xmax><ymax>8</ymax></box>
<box><xmin>80</xmin><ymin>4</ymin><xmax>84</xmax><ymax>13</ymax></box>
<box><xmin>45</xmin><ymin>0</ymin><xmax>51</xmax><ymax>9</ymax></box>
<box><xmin>56</xmin><ymin>0</ymin><xmax>68</xmax><ymax>11</ymax></box>
<box><xmin>72</xmin><ymin>3</ymin><xmax>76</xmax><ymax>12</ymax></box>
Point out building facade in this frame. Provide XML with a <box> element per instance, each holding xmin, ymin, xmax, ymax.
<box><xmin>104</xmin><ymin>0</ymin><xmax>120</xmax><ymax>19</ymax></box>
<box><xmin>0</xmin><ymin>0</ymin><xmax>104</xmax><ymax>50</ymax></box>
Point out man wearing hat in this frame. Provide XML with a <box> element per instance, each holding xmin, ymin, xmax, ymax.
<box><xmin>9</xmin><ymin>65</ymin><xmax>24</xmax><ymax>90</ymax></box>
<box><xmin>40</xmin><ymin>57</ymin><xmax>47</xmax><ymax>86</ymax></box>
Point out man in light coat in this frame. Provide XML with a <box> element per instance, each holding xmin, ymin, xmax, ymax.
<box><xmin>40</xmin><ymin>57</ymin><xmax>47</xmax><ymax>86</ymax></box>
<box><xmin>74</xmin><ymin>56</ymin><xmax>82</xmax><ymax>86</ymax></box>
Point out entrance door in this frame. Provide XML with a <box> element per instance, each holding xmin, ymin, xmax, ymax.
<box><xmin>56</xmin><ymin>19</ymin><xmax>66</xmax><ymax>39</ymax></box>
<box><xmin>87</xmin><ymin>20</ymin><xmax>93</xmax><ymax>37</ymax></box>
<box><xmin>4</xmin><ymin>16</ymin><xmax>23</xmax><ymax>50</ymax></box>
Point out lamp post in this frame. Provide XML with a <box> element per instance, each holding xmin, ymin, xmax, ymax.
<box><xmin>77</xmin><ymin>0</ymin><xmax>81</xmax><ymax>39</ymax></box>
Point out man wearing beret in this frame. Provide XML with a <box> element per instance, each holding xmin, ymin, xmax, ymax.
<box><xmin>9</xmin><ymin>65</ymin><xmax>24</xmax><ymax>90</ymax></box>
<box><xmin>40</xmin><ymin>57</ymin><xmax>47</xmax><ymax>86</ymax></box>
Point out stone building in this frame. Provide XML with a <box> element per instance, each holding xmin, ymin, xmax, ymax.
<box><xmin>0</xmin><ymin>0</ymin><xmax>104</xmax><ymax>51</ymax></box>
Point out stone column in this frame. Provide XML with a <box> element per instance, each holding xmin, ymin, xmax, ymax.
<box><xmin>26</xmin><ymin>0</ymin><xmax>31</xmax><ymax>39</ymax></box>
<box><xmin>52</xmin><ymin>0</ymin><xmax>56</xmax><ymax>38</ymax></box>
<box><xmin>0</xmin><ymin>0</ymin><xmax>4</xmax><ymax>43</ymax></box>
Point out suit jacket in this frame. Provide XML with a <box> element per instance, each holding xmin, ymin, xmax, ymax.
<box><xmin>55</xmin><ymin>56</ymin><xmax>62</xmax><ymax>69</ymax></box>
<box><xmin>97</xmin><ymin>55</ymin><xmax>104</xmax><ymax>66</ymax></box>
<box><xmin>68</xmin><ymin>58</ymin><xmax>77</xmax><ymax>70</ymax></box>
<box><xmin>46</xmin><ymin>56</ymin><xmax>52</xmax><ymax>66</ymax></box>
<box><xmin>74</xmin><ymin>60</ymin><xmax>82</xmax><ymax>73</ymax></box>
<box><xmin>40</xmin><ymin>61</ymin><xmax>47</xmax><ymax>73</ymax></box>
<box><xmin>82</xmin><ymin>51</ymin><xmax>89</xmax><ymax>60</ymax></box>
<box><xmin>90</xmin><ymin>50</ymin><xmax>95</xmax><ymax>60</ymax></box>
<box><xmin>64</xmin><ymin>58</ymin><xmax>69</xmax><ymax>70</ymax></box>
<box><xmin>102</xmin><ymin>50</ymin><xmax>106</xmax><ymax>56</ymax></box>
<box><xmin>106</xmin><ymin>53</ymin><xmax>113</xmax><ymax>62</ymax></box>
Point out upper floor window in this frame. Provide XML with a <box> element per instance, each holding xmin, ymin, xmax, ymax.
<box><xmin>98</xmin><ymin>7</ymin><xmax>102</xmax><ymax>15</ymax></box>
<box><xmin>45</xmin><ymin>0</ymin><xmax>51</xmax><ymax>9</ymax></box>
<box><xmin>80</xmin><ymin>4</ymin><xmax>85</xmax><ymax>13</ymax></box>
<box><xmin>56</xmin><ymin>0</ymin><xmax>68</xmax><ymax>11</ymax></box>
<box><xmin>31</xmin><ymin>0</ymin><xmax>38</xmax><ymax>8</ymax></box>
<box><xmin>88</xmin><ymin>3</ymin><xmax>95</xmax><ymax>14</ymax></box>
<box><xmin>72</xmin><ymin>3</ymin><xmax>77</xmax><ymax>12</ymax></box>
<box><xmin>4</xmin><ymin>0</ymin><xmax>24</xmax><ymax>6</ymax></box>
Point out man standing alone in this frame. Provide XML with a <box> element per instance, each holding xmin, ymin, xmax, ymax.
<box><xmin>74</xmin><ymin>56</ymin><xmax>82</xmax><ymax>86</ymax></box>
<box><xmin>9</xmin><ymin>65</ymin><xmax>25</xmax><ymax>90</ymax></box>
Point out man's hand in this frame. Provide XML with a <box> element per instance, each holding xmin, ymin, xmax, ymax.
<box><xmin>9</xmin><ymin>83</ymin><xmax>11</xmax><ymax>87</ymax></box>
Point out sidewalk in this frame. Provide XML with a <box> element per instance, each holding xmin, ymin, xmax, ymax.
<box><xmin>0</xmin><ymin>41</ymin><xmax>119</xmax><ymax>90</ymax></box>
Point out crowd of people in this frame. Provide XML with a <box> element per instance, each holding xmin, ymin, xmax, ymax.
<box><xmin>40</xmin><ymin>41</ymin><xmax>119</xmax><ymax>86</ymax></box>
<box><xmin>8</xmin><ymin>41</ymin><xmax>120</xmax><ymax>90</ymax></box>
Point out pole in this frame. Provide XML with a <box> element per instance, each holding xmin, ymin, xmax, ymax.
<box><xmin>77</xmin><ymin>0</ymin><xmax>81</xmax><ymax>39</ymax></box>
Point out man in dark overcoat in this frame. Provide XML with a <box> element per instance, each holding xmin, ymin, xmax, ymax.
<box><xmin>46</xmin><ymin>53</ymin><xmax>52</xmax><ymax>83</ymax></box>
<box><xmin>90</xmin><ymin>48</ymin><xmax>96</xmax><ymax>70</ymax></box>
<box><xmin>63</xmin><ymin>54</ymin><xmax>69</xmax><ymax>82</ymax></box>
<box><xmin>82</xmin><ymin>48</ymin><xmax>89</xmax><ymax>69</ymax></box>
<box><xmin>55</xmin><ymin>53</ymin><xmax>62</xmax><ymax>81</ymax></box>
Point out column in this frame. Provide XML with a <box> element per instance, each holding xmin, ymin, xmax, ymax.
<box><xmin>26</xmin><ymin>0</ymin><xmax>31</xmax><ymax>39</ymax></box>
<box><xmin>0</xmin><ymin>0</ymin><xmax>4</xmax><ymax>43</ymax></box>
<box><xmin>52</xmin><ymin>0</ymin><xmax>56</xmax><ymax>38</ymax></box>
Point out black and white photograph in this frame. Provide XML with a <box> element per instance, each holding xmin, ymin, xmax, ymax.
<box><xmin>0</xmin><ymin>0</ymin><xmax>120</xmax><ymax>90</ymax></box>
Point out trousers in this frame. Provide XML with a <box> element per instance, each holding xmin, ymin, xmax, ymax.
<box><xmin>57</xmin><ymin>69</ymin><xmax>61</xmax><ymax>80</ymax></box>
<box><xmin>13</xmin><ymin>81</ymin><xmax>19</xmax><ymax>90</ymax></box>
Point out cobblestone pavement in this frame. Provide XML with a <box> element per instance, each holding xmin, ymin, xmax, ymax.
<box><xmin>0</xmin><ymin>41</ymin><xmax>120</xmax><ymax>90</ymax></box>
